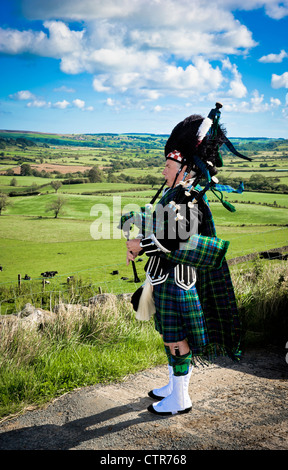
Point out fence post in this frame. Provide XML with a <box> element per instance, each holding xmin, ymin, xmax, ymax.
<box><xmin>18</xmin><ymin>274</ymin><xmax>21</xmax><ymax>290</ymax></box>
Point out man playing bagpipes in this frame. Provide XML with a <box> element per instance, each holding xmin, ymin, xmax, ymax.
<box><xmin>120</xmin><ymin>105</ymin><xmax>251</xmax><ymax>416</ymax></box>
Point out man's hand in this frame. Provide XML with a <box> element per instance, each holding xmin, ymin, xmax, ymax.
<box><xmin>126</xmin><ymin>239</ymin><xmax>142</xmax><ymax>265</ymax></box>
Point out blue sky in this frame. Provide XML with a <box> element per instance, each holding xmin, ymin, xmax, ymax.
<box><xmin>0</xmin><ymin>0</ymin><xmax>288</xmax><ymax>137</ymax></box>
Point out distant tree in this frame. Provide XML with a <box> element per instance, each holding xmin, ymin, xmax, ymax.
<box><xmin>88</xmin><ymin>166</ymin><xmax>104</xmax><ymax>183</ymax></box>
<box><xmin>0</xmin><ymin>193</ymin><xmax>12</xmax><ymax>215</ymax></box>
<box><xmin>51</xmin><ymin>180</ymin><xmax>62</xmax><ymax>193</ymax></box>
<box><xmin>10</xmin><ymin>177</ymin><xmax>17</xmax><ymax>187</ymax></box>
<box><xmin>275</xmin><ymin>184</ymin><xmax>288</xmax><ymax>193</ymax></box>
<box><xmin>20</xmin><ymin>163</ymin><xmax>32</xmax><ymax>176</ymax></box>
<box><xmin>46</xmin><ymin>196</ymin><xmax>66</xmax><ymax>219</ymax></box>
<box><xmin>144</xmin><ymin>174</ymin><xmax>160</xmax><ymax>187</ymax></box>
<box><xmin>107</xmin><ymin>172</ymin><xmax>118</xmax><ymax>183</ymax></box>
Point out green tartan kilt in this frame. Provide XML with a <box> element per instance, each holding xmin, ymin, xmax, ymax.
<box><xmin>153</xmin><ymin>271</ymin><xmax>209</xmax><ymax>355</ymax></box>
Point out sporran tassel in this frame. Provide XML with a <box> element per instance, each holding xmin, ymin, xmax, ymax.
<box><xmin>135</xmin><ymin>278</ymin><xmax>156</xmax><ymax>321</ymax></box>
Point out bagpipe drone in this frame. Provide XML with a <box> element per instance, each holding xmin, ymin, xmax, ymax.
<box><xmin>120</xmin><ymin>103</ymin><xmax>252</xmax><ymax>282</ymax></box>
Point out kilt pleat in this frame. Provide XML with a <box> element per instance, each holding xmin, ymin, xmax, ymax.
<box><xmin>153</xmin><ymin>271</ymin><xmax>209</xmax><ymax>355</ymax></box>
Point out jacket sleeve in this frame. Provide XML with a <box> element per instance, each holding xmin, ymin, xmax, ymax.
<box><xmin>140</xmin><ymin>232</ymin><xmax>229</xmax><ymax>271</ymax></box>
<box><xmin>163</xmin><ymin>234</ymin><xmax>230</xmax><ymax>270</ymax></box>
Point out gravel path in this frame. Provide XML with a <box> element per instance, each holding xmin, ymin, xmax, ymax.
<box><xmin>0</xmin><ymin>347</ymin><xmax>287</xmax><ymax>451</ymax></box>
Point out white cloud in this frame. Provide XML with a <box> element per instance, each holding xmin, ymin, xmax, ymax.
<box><xmin>92</xmin><ymin>58</ymin><xmax>224</xmax><ymax>101</ymax></box>
<box><xmin>250</xmin><ymin>90</ymin><xmax>268</xmax><ymax>111</ymax></box>
<box><xmin>0</xmin><ymin>1</ymin><xmax>259</xmax><ymax>102</ymax></box>
<box><xmin>0</xmin><ymin>27</ymin><xmax>44</xmax><ymax>54</ymax></box>
<box><xmin>222</xmin><ymin>58</ymin><xmax>247</xmax><ymax>98</ymax></box>
<box><xmin>106</xmin><ymin>98</ymin><xmax>115</xmax><ymax>107</ymax></box>
<box><xmin>0</xmin><ymin>21</ymin><xmax>84</xmax><ymax>58</ymax></box>
<box><xmin>8</xmin><ymin>89</ymin><xmax>93</xmax><ymax>112</ymax></box>
<box><xmin>21</xmin><ymin>0</ymin><xmax>288</xmax><ymax>22</ymax></box>
<box><xmin>53</xmin><ymin>100</ymin><xmax>70</xmax><ymax>109</ymax></box>
<box><xmin>21</xmin><ymin>0</ymin><xmax>138</xmax><ymax>21</ymax></box>
<box><xmin>72</xmin><ymin>98</ymin><xmax>93</xmax><ymax>111</ymax></box>
<box><xmin>211</xmin><ymin>1</ymin><xmax>288</xmax><ymax>20</ymax></box>
<box><xmin>73</xmin><ymin>98</ymin><xmax>85</xmax><ymax>109</ymax></box>
<box><xmin>264</xmin><ymin>1</ymin><xmax>288</xmax><ymax>19</ymax></box>
<box><xmin>93</xmin><ymin>77</ymin><xmax>111</xmax><ymax>93</ymax></box>
<box><xmin>224</xmin><ymin>89</ymin><xmax>281</xmax><ymax>113</ymax></box>
<box><xmin>271</xmin><ymin>72</ymin><xmax>288</xmax><ymax>89</ymax></box>
<box><xmin>3</xmin><ymin>0</ymin><xmax>288</xmax><ymax>113</ymax></box>
<box><xmin>129</xmin><ymin>20</ymin><xmax>256</xmax><ymax>59</ymax></box>
<box><xmin>228</xmin><ymin>79</ymin><xmax>247</xmax><ymax>99</ymax></box>
<box><xmin>259</xmin><ymin>49</ymin><xmax>288</xmax><ymax>63</ymax></box>
<box><xmin>9</xmin><ymin>90</ymin><xmax>36</xmax><ymax>100</ymax></box>
<box><xmin>270</xmin><ymin>97</ymin><xmax>281</xmax><ymax>107</ymax></box>
<box><xmin>161</xmin><ymin>59</ymin><xmax>223</xmax><ymax>93</ymax></box>
<box><xmin>27</xmin><ymin>99</ymin><xmax>51</xmax><ymax>108</ymax></box>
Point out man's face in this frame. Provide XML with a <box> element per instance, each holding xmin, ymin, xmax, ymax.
<box><xmin>162</xmin><ymin>159</ymin><xmax>185</xmax><ymax>187</ymax></box>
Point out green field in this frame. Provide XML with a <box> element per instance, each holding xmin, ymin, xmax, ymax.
<box><xmin>1</xmin><ymin>131</ymin><xmax>288</xmax><ymax>299</ymax></box>
<box><xmin>1</xmin><ymin>193</ymin><xmax>287</xmax><ymax>286</ymax></box>
<box><xmin>1</xmin><ymin>131</ymin><xmax>288</xmax><ymax>421</ymax></box>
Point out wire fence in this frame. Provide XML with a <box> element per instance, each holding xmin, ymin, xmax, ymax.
<box><xmin>0</xmin><ymin>261</ymin><xmax>145</xmax><ymax>316</ymax></box>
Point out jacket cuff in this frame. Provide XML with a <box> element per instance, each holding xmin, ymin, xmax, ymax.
<box><xmin>140</xmin><ymin>234</ymin><xmax>171</xmax><ymax>255</ymax></box>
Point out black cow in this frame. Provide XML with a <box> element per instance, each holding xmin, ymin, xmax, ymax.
<box><xmin>41</xmin><ymin>271</ymin><xmax>58</xmax><ymax>278</ymax></box>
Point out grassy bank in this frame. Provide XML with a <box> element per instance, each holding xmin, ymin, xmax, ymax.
<box><xmin>232</xmin><ymin>258</ymin><xmax>288</xmax><ymax>347</ymax></box>
<box><xmin>0</xmin><ymin>259</ymin><xmax>287</xmax><ymax>421</ymax></box>
<box><xmin>0</xmin><ymin>296</ymin><xmax>165</xmax><ymax>420</ymax></box>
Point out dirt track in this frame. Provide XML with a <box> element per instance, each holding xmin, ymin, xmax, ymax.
<box><xmin>0</xmin><ymin>347</ymin><xmax>287</xmax><ymax>451</ymax></box>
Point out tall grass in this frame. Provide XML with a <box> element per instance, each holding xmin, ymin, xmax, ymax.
<box><xmin>0</xmin><ymin>297</ymin><xmax>165</xmax><ymax>420</ymax></box>
<box><xmin>232</xmin><ymin>259</ymin><xmax>288</xmax><ymax>346</ymax></box>
<box><xmin>0</xmin><ymin>259</ymin><xmax>287</xmax><ymax>421</ymax></box>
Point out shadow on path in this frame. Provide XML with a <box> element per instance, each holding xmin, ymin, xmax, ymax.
<box><xmin>0</xmin><ymin>397</ymin><xmax>160</xmax><ymax>450</ymax></box>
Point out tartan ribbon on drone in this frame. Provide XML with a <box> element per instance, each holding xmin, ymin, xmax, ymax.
<box><xmin>214</xmin><ymin>181</ymin><xmax>244</xmax><ymax>194</ymax></box>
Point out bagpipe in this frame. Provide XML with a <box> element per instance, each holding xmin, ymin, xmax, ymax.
<box><xmin>120</xmin><ymin>103</ymin><xmax>252</xmax><ymax>282</ymax></box>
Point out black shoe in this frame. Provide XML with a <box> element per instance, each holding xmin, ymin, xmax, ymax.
<box><xmin>148</xmin><ymin>390</ymin><xmax>164</xmax><ymax>401</ymax></box>
<box><xmin>147</xmin><ymin>404</ymin><xmax>192</xmax><ymax>416</ymax></box>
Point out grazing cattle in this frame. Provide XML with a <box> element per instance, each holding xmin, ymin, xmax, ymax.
<box><xmin>24</xmin><ymin>274</ymin><xmax>31</xmax><ymax>280</ymax></box>
<box><xmin>110</xmin><ymin>270</ymin><xmax>119</xmax><ymax>275</ymax></box>
<box><xmin>41</xmin><ymin>271</ymin><xmax>58</xmax><ymax>278</ymax></box>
